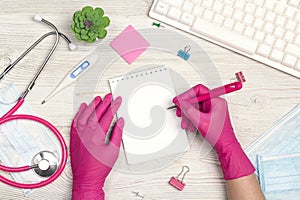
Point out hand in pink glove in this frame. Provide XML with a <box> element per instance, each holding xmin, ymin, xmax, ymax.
<box><xmin>70</xmin><ymin>94</ymin><xmax>124</xmax><ymax>200</ymax></box>
<box><xmin>173</xmin><ymin>84</ymin><xmax>255</xmax><ymax>180</ymax></box>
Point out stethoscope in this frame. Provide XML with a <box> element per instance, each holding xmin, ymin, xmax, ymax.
<box><xmin>0</xmin><ymin>15</ymin><xmax>76</xmax><ymax>189</ymax></box>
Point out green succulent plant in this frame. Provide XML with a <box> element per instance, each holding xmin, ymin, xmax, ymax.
<box><xmin>71</xmin><ymin>6</ymin><xmax>110</xmax><ymax>43</ymax></box>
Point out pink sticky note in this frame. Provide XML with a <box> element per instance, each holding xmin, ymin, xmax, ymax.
<box><xmin>110</xmin><ymin>25</ymin><xmax>150</xmax><ymax>64</ymax></box>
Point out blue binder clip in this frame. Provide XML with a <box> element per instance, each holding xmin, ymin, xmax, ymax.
<box><xmin>177</xmin><ymin>45</ymin><xmax>191</xmax><ymax>61</ymax></box>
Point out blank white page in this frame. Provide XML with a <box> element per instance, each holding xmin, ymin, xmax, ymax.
<box><xmin>109</xmin><ymin>66</ymin><xmax>189</xmax><ymax>165</ymax></box>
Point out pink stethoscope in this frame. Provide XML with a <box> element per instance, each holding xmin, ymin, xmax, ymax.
<box><xmin>0</xmin><ymin>16</ymin><xmax>77</xmax><ymax>189</ymax></box>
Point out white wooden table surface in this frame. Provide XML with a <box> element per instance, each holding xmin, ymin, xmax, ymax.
<box><xmin>0</xmin><ymin>0</ymin><xmax>299</xmax><ymax>199</ymax></box>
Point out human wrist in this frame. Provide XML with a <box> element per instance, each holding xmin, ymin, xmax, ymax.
<box><xmin>217</xmin><ymin>141</ymin><xmax>255</xmax><ymax>180</ymax></box>
<box><xmin>72</xmin><ymin>181</ymin><xmax>105</xmax><ymax>200</ymax></box>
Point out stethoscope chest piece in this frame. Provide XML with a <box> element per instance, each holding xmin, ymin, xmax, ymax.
<box><xmin>31</xmin><ymin>151</ymin><xmax>58</xmax><ymax>178</ymax></box>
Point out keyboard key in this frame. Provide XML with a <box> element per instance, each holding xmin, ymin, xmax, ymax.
<box><xmin>191</xmin><ymin>19</ymin><xmax>258</xmax><ymax>55</ymax></box>
<box><xmin>193</xmin><ymin>5</ymin><xmax>204</xmax><ymax>16</ymax></box>
<box><xmin>202</xmin><ymin>0</ymin><xmax>213</xmax><ymax>9</ymax></box>
<box><xmin>233</xmin><ymin>10</ymin><xmax>244</xmax><ymax>21</ymax></box>
<box><xmin>284</xmin><ymin>31</ymin><xmax>295</xmax><ymax>43</ymax></box>
<box><xmin>213</xmin><ymin>1</ymin><xmax>223</xmax><ymax>13</ymax></box>
<box><xmin>254</xmin><ymin>31</ymin><xmax>265</xmax><ymax>42</ymax></box>
<box><xmin>264</xmin><ymin>35</ymin><xmax>275</xmax><ymax>46</ymax></box>
<box><xmin>288</xmin><ymin>0</ymin><xmax>299</xmax><ymax>7</ymax></box>
<box><xmin>183</xmin><ymin>1</ymin><xmax>194</xmax><ymax>12</ymax></box>
<box><xmin>234</xmin><ymin>22</ymin><xmax>245</xmax><ymax>33</ymax></box>
<box><xmin>180</xmin><ymin>13</ymin><xmax>195</xmax><ymax>26</ymax></box>
<box><xmin>155</xmin><ymin>2</ymin><xmax>169</xmax><ymax>15</ymax></box>
<box><xmin>213</xmin><ymin>14</ymin><xmax>225</xmax><ymax>26</ymax></box>
<box><xmin>285</xmin><ymin>44</ymin><xmax>300</xmax><ymax>56</ymax></box>
<box><xmin>286</xmin><ymin>20</ymin><xmax>296</xmax><ymax>31</ymax></box>
<box><xmin>274</xmin><ymin>27</ymin><xmax>285</xmax><ymax>39</ymax></box>
<box><xmin>275</xmin><ymin>16</ymin><xmax>286</xmax><ymax>27</ymax></box>
<box><xmin>257</xmin><ymin>44</ymin><xmax>271</xmax><ymax>57</ymax></box>
<box><xmin>275</xmin><ymin>39</ymin><xmax>285</xmax><ymax>51</ymax></box>
<box><xmin>203</xmin><ymin>10</ymin><xmax>214</xmax><ymax>21</ymax></box>
<box><xmin>245</xmin><ymin>3</ymin><xmax>256</xmax><ymax>15</ymax></box>
<box><xmin>283</xmin><ymin>54</ymin><xmax>297</xmax><ymax>68</ymax></box>
<box><xmin>244</xmin><ymin>14</ymin><xmax>254</xmax><ymax>25</ymax></box>
<box><xmin>265</xmin><ymin>11</ymin><xmax>276</xmax><ymax>22</ymax></box>
<box><xmin>263</xmin><ymin>22</ymin><xmax>274</xmax><ymax>34</ymax></box>
<box><xmin>167</xmin><ymin>7</ymin><xmax>182</xmax><ymax>20</ymax></box>
<box><xmin>253</xmin><ymin>18</ymin><xmax>264</xmax><ymax>29</ymax></box>
<box><xmin>274</xmin><ymin>4</ymin><xmax>285</xmax><ymax>15</ymax></box>
<box><xmin>223</xmin><ymin>18</ymin><xmax>234</xmax><ymax>29</ymax></box>
<box><xmin>255</xmin><ymin>7</ymin><xmax>266</xmax><ymax>18</ymax></box>
<box><xmin>223</xmin><ymin>6</ymin><xmax>234</xmax><ymax>17</ymax></box>
<box><xmin>163</xmin><ymin>0</ymin><xmax>184</xmax><ymax>8</ymax></box>
<box><xmin>284</xmin><ymin>7</ymin><xmax>295</xmax><ymax>19</ymax></box>
<box><xmin>297</xmin><ymin>25</ymin><xmax>300</xmax><ymax>34</ymax></box>
<box><xmin>253</xmin><ymin>0</ymin><xmax>264</xmax><ymax>6</ymax></box>
<box><xmin>295</xmin><ymin>35</ymin><xmax>300</xmax><ymax>46</ymax></box>
<box><xmin>224</xmin><ymin>0</ymin><xmax>234</xmax><ymax>6</ymax></box>
<box><xmin>244</xmin><ymin>27</ymin><xmax>255</xmax><ymax>38</ymax></box>
<box><xmin>296</xmin><ymin>12</ymin><xmax>300</xmax><ymax>23</ymax></box>
<box><xmin>263</xmin><ymin>0</ymin><xmax>275</xmax><ymax>10</ymax></box>
<box><xmin>234</xmin><ymin>0</ymin><xmax>245</xmax><ymax>10</ymax></box>
<box><xmin>270</xmin><ymin>49</ymin><xmax>284</xmax><ymax>62</ymax></box>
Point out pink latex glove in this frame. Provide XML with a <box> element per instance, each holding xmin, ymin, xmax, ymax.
<box><xmin>70</xmin><ymin>94</ymin><xmax>124</xmax><ymax>200</ymax></box>
<box><xmin>173</xmin><ymin>84</ymin><xmax>255</xmax><ymax>180</ymax></box>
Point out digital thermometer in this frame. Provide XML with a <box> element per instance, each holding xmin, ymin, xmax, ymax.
<box><xmin>41</xmin><ymin>53</ymin><xmax>99</xmax><ymax>104</ymax></box>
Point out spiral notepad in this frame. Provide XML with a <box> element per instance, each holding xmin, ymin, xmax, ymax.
<box><xmin>109</xmin><ymin>66</ymin><xmax>189</xmax><ymax>165</ymax></box>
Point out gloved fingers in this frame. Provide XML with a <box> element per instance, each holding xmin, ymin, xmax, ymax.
<box><xmin>181</xmin><ymin>113</ymin><xmax>190</xmax><ymax>129</ymax></box>
<box><xmin>109</xmin><ymin>118</ymin><xmax>125</xmax><ymax>147</ymax></box>
<box><xmin>188</xmin><ymin>122</ymin><xmax>195</xmax><ymax>133</ymax></box>
<box><xmin>176</xmin><ymin>108</ymin><xmax>182</xmax><ymax>117</ymax></box>
<box><xmin>99</xmin><ymin>97</ymin><xmax>122</xmax><ymax>135</ymax></box>
<box><xmin>78</xmin><ymin>96</ymin><xmax>102</xmax><ymax>125</ymax></box>
<box><xmin>179</xmin><ymin>100</ymin><xmax>209</xmax><ymax>133</ymax></box>
<box><xmin>72</xmin><ymin>103</ymin><xmax>87</xmax><ymax>128</ymax></box>
<box><xmin>199</xmin><ymin>99</ymin><xmax>212</xmax><ymax>113</ymax></box>
<box><xmin>207</xmin><ymin>98</ymin><xmax>230</xmax><ymax>119</ymax></box>
<box><xmin>173</xmin><ymin>84</ymin><xmax>210</xmax><ymax>104</ymax></box>
<box><xmin>88</xmin><ymin>93</ymin><xmax>113</xmax><ymax>124</ymax></box>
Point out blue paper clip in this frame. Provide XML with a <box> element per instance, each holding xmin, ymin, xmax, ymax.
<box><xmin>177</xmin><ymin>45</ymin><xmax>191</xmax><ymax>61</ymax></box>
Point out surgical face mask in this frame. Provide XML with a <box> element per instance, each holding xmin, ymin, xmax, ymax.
<box><xmin>246</xmin><ymin>103</ymin><xmax>300</xmax><ymax>199</ymax></box>
<box><xmin>0</xmin><ymin>84</ymin><xmax>61</xmax><ymax>196</ymax></box>
<box><xmin>257</xmin><ymin>153</ymin><xmax>300</xmax><ymax>199</ymax></box>
<box><xmin>246</xmin><ymin>103</ymin><xmax>300</xmax><ymax>167</ymax></box>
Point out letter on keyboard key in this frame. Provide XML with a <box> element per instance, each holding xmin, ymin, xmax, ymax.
<box><xmin>191</xmin><ymin>19</ymin><xmax>258</xmax><ymax>55</ymax></box>
<box><xmin>155</xmin><ymin>2</ymin><xmax>169</xmax><ymax>15</ymax></box>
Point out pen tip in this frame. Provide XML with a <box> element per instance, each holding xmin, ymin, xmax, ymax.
<box><xmin>167</xmin><ymin>105</ymin><xmax>177</xmax><ymax>110</ymax></box>
<box><xmin>41</xmin><ymin>100</ymin><xmax>46</xmax><ymax>104</ymax></box>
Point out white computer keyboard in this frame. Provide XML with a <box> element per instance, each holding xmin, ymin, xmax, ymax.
<box><xmin>149</xmin><ymin>0</ymin><xmax>300</xmax><ymax>78</ymax></box>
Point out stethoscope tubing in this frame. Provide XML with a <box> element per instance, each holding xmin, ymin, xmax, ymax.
<box><xmin>0</xmin><ymin>16</ymin><xmax>69</xmax><ymax>189</ymax></box>
<box><xmin>0</xmin><ymin>98</ymin><xmax>68</xmax><ymax>189</ymax></box>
